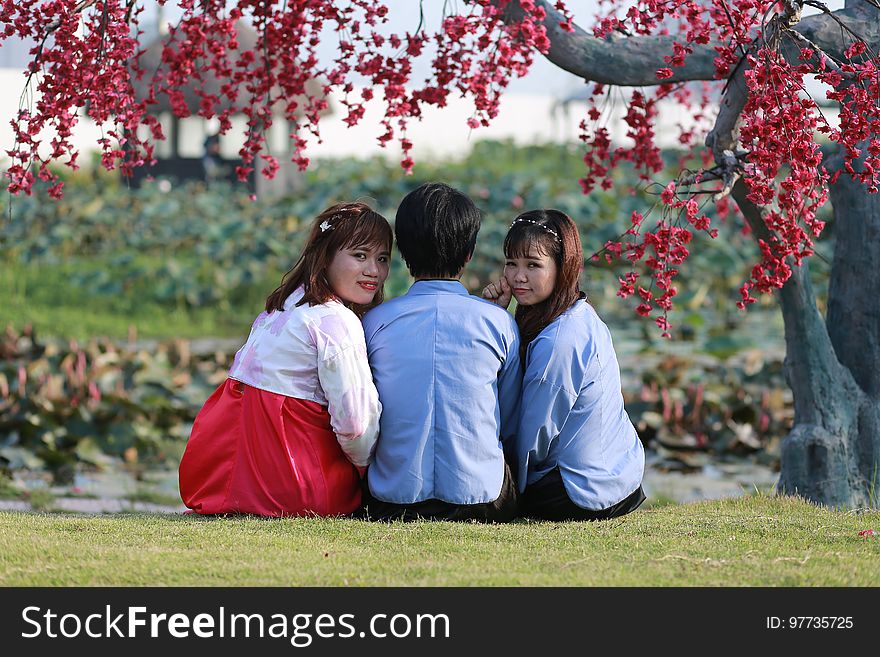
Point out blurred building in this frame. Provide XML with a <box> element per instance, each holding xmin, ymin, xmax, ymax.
<box><xmin>128</xmin><ymin>20</ymin><xmax>331</xmax><ymax>197</ymax></box>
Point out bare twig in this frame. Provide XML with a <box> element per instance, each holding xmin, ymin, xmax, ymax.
<box><xmin>44</xmin><ymin>0</ymin><xmax>100</xmax><ymax>34</ymax></box>
<box><xmin>784</xmin><ymin>29</ymin><xmax>853</xmax><ymax>77</ymax></box>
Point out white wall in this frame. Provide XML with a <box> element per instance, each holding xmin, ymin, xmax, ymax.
<box><xmin>302</xmin><ymin>87</ymin><xmax>712</xmax><ymax>162</ymax></box>
<box><xmin>0</xmin><ymin>68</ymin><xmax>840</xmax><ymax>171</ymax></box>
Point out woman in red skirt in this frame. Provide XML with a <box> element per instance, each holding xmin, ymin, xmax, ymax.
<box><xmin>179</xmin><ymin>202</ymin><xmax>392</xmax><ymax>517</ymax></box>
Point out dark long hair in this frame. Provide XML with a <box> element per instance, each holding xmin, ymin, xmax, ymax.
<box><xmin>504</xmin><ymin>209</ymin><xmax>585</xmax><ymax>359</ymax></box>
<box><xmin>265</xmin><ymin>202</ymin><xmax>393</xmax><ymax>317</ymax></box>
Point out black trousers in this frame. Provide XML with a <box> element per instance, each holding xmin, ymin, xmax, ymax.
<box><xmin>359</xmin><ymin>460</ymin><xmax>519</xmax><ymax>523</ymax></box>
<box><xmin>522</xmin><ymin>467</ymin><xmax>646</xmax><ymax>521</ymax></box>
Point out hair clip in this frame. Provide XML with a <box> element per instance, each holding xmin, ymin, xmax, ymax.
<box><xmin>320</xmin><ymin>214</ymin><xmax>343</xmax><ymax>232</ymax></box>
<box><xmin>510</xmin><ymin>217</ymin><xmax>560</xmax><ymax>240</ymax></box>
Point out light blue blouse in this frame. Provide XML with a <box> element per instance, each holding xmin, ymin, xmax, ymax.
<box><xmin>516</xmin><ymin>300</ymin><xmax>645</xmax><ymax>510</ymax></box>
<box><xmin>363</xmin><ymin>280</ymin><xmax>522</xmax><ymax>505</ymax></box>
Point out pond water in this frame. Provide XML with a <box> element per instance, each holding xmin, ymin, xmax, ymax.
<box><xmin>642</xmin><ymin>455</ymin><xmax>778</xmax><ymax>505</ymax></box>
<box><xmin>1</xmin><ymin>454</ymin><xmax>779</xmax><ymax>513</ymax></box>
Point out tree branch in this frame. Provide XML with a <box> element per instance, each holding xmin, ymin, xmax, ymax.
<box><xmin>784</xmin><ymin>29</ymin><xmax>853</xmax><ymax>77</ymax></box>
<box><xmin>704</xmin><ymin>5</ymin><xmax>802</xmax><ymax>192</ymax></box>
<box><xmin>496</xmin><ymin>1</ymin><xmax>880</xmax><ymax>85</ymax></box>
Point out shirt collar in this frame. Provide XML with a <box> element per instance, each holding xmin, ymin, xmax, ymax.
<box><xmin>406</xmin><ymin>280</ymin><xmax>470</xmax><ymax>296</ymax></box>
<box><xmin>565</xmin><ymin>298</ymin><xmax>589</xmax><ymax>317</ymax></box>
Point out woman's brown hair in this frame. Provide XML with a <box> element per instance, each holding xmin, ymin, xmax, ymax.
<box><xmin>504</xmin><ymin>209</ymin><xmax>585</xmax><ymax>359</ymax></box>
<box><xmin>265</xmin><ymin>202</ymin><xmax>393</xmax><ymax>317</ymax></box>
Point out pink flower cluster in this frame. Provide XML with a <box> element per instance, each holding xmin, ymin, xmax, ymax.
<box><xmin>582</xmin><ymin>0</ymin><xmax>879</xmax><ymax>332</ymax></box>
<box><xmin>1</xmin><ymin>0</ymin><xmax>573</xmax><ymax>191</ymax></box>
<box><xmin>2</xmin><ymin>0</ymin><xmax>160</xmax><ymax>197</ymax></box>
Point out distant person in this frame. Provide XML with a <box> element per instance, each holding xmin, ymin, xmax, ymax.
<box><xmin>360</xmin><ymin>182</ymin><xmax>522</xmax><ymax>522</ymax></box>
<box><xmin>201</xmin><ymin>133</ymin><xmax>223</xmax><ymax>185</ymax></box>
<box><xmin>179</xmin><ymin>203</ymin><xmax>392</xmax><ymax>517</ymax></box>
<box><xmin>482</xmin><ymin>209</ymin><xmax>646</xmax><ymax>521</ymax></box>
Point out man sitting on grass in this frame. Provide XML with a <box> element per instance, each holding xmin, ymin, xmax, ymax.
<box><xmin>360</xmin><ymin>182</ymin><xmax>522</xmax><ymax>522</ymax></box>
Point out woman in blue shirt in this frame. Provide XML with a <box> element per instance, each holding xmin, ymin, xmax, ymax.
<box><xmin>482</xmin><ymin>209</ymin><xmax>646</xmax><ymax>521</ymax></box>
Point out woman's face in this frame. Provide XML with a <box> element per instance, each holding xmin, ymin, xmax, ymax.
<box><xmin>326</xmin><ymin>242</ymin><xmax>391</xmax><ymax>305</ymax></box>
<box><xmin>503</xmin><ymin>246</ymin><xmax>557</xmax><ymax>306</ymax></box>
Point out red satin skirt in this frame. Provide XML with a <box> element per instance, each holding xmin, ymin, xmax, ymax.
<box><xmin>178</xmin><ymin>378</ymin><xmax>362</xmax><ymax>517</ymax></box>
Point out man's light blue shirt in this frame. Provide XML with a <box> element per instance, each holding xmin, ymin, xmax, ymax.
<box><xmin>517</xmin><ymin>300</ymin><xmax>645</xmax><ymax>510</ymax></box>
<box><xmin>363</xmin><ymin>280</ymin><xmax>522</xmax><ymax>505</ymax></box>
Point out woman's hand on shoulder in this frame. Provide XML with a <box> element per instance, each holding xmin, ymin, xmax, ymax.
<box><xmin>482</xmin><ymin>277</ymin><xmax>512</xmax><ymax>309</ymax></box>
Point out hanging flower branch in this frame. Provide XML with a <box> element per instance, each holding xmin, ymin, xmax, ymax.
<box><xmin>1</xmin><ymin>0</ymin><xmax>574</xmax><ymax>194</ymax></box>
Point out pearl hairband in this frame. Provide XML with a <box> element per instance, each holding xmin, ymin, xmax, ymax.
<box><xmin>510</xmin><ymin>217</ymin><xmax>560</xmax><ymax>240</ymax></box>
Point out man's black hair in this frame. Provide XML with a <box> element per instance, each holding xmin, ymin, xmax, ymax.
<box><xmin>395</xmin><ymin>182</ymin><xmax>481</xmax><ymax>279</ymax></box>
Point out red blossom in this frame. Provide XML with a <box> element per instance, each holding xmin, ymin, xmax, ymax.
<box><xmin>579</xmin><ymin>0</ymin><xmax>879</xmax><ymax>335</ymax></box>
<box><xmin>1</xmin><ymin>0</ymin><xmax>561</xmax><ymax>191</ymax></box>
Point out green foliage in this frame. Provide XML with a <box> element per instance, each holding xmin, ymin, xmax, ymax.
<box><xmin>0</xmin><ymin>325</ymin><xmax>220</xmax><ymax>482</ymax></box>
<box><xmin>0</xmin><ymin>474</ymin><xmax>23</xmax><ymax>500</ymax></box>
<box><xmin>624</xmin><ymin>348</ymin><xmax>790</xmax><ymax>460</ymax></box>
<box><xmin>1</xmin><ymin>140</ymin><xmax>833</xmax><ymax>344</ymax></box>
<box><xmin>0</xmin><ymin>140</ymin><xmax>836</xmax><ymax>479</ymax></box>
<box><xmin>1</xmin><ymin>181</ymin><xmax>293</xmax><ymax>331</ymax></box>
<box><xmin>121</xmin><ymin>488</ymin><xmax>185</xmax><ymax>507</ymax></box>
<box><xmin>24</xmin><ymin>487</ymin><xmax>56</xmax><ymax>512</ymax></box>
<box><xmin>0</xmin><ymin>260</ymin><xmax>257</xmax><ymax>339</ymax></box>
<box><xmin>1</xmin><ymin>496</ymin><xmax>877</xmax><ymax>585</ymax></box>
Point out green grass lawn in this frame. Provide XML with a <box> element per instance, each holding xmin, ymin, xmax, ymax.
<box><xmin>0</xmin><ymin>260</ymin><xmax>260</xmax><ymax>340</ymax></box>
<box><xmin>1</xmin><ymin>496</ymin><xmax>877</xmax><ymax>586</ymax></box>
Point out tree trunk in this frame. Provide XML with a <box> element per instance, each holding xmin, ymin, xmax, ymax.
<box><xmin>730</xmin><ymin>177</ymin><xmax>874</xmax><ymax>507</ymax></box>
<box><xmin>782</xmin><ymin>149</ymin><xmax>880</xmax><ymax>508</ymax></box>
<box><xmin>826</xmin><ymin>151</ymin><xmax>880</xmax><ymax>398</ymax></box>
